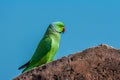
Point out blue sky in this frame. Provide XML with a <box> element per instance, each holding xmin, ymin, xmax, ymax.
<box><xmin>0</xmin><ymin>0</ymin><xmax>120</xmax><ymax>80</ymax></box>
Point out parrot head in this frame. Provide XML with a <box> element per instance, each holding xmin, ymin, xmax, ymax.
<box><xmin>50</xmin><ymin>21</ymin><xmax>65</xmax><ymax>33</ymax></box>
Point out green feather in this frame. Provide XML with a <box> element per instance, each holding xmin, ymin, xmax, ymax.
<box><xmin>18</xmin><ymin>21</ymin><xmax>65</xmax><ymax>73</ymax></box>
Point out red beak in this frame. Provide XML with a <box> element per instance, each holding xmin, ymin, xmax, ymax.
<box><xmin>62</xmin><ymin>27</ymin><xmax>65</xmax><ymax>33</ymax></box>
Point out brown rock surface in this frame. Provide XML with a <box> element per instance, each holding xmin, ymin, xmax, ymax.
<box><xmin>14</xmin><ymin>44</ymin><xmax>120</xmax><ymax>80</ymax></box>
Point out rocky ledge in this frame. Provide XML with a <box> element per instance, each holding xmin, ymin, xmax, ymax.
<box><xmin>14</xmin><ymin>44</ymin><xmax>120</xmax><ymax>80</ymax></box>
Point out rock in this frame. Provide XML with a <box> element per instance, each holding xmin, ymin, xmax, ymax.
<box><xmin>13</xmin><ymin>44</ymin><xmax>120</xmax><ymax>80</ymax></box>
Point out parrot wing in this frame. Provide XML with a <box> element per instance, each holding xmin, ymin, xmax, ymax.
<box><xmin>18</xmin><ymin>36</ymin><xmax>52</xmax><ymax>71</ymax></box>
<box><xmin>29</xmin><ymin>36</ymin><xmax>52</xmax><ymax>65</ymax></box>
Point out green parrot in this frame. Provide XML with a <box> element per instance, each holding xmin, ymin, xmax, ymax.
<box><xmin>18</xmin><ymin>21</ymin><xmax>65</xmax><ymax>73</ymax></box>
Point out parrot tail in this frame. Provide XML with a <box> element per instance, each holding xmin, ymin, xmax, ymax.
<box><xmin>18</xmin><ymin>61</ymin><xmax>30</xmax><ymax>70</ymax></box>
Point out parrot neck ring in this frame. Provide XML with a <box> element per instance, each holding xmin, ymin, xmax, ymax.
<box><xmin>50</xmin><ymin>24</ymin><xmax>60</xmax><ymax>33</ymax></box>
